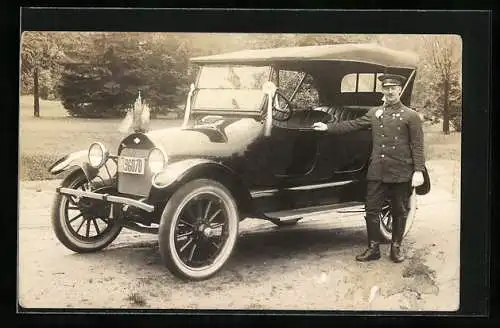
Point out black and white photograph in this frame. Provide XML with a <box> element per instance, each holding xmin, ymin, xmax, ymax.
<box><xmin>16</xmin><ymin>9</ymin><xmax>490</xmax><ymax>316</ymax></box>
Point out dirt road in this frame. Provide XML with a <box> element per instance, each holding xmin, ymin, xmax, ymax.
<box><xmin>18</xmin><ymin>160</ymin><xmax>460</xmax><ymax>311</ymax></box>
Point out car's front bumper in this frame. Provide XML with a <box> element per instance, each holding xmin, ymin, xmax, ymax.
<box><xmin>56</xmin><ymin>187</ymin><xmax>154</xmax><ymax>213</ymax></box>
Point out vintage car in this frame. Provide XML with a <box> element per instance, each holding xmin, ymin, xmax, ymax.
<box><xmin>48</xmin><ymin>43</ymin><xmax>430</xmax><ymax>281</ymax></box>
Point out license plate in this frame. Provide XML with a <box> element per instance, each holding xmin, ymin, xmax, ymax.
<box><xmin>118</xmin><ymin>156</ymin><xmax>146</xmax><ymax>175</ymax></box>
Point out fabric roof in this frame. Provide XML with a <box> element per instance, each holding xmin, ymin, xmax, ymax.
<box><xmin>191</xmin><ymin>43</ymin><xmax>419</xmax><ymax>68</ymax></box>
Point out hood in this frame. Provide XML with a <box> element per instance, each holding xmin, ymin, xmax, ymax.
<box><xmin>144</xmin><ymin>118</ymin><xmax>264</xmax><ymax>159</ymax></box>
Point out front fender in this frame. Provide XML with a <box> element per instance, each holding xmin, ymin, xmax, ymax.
<box><xmin>48</xmin><ymin>150</ymin><xmax>99</xmax><ymax>181</ymax></box>
<box><xmin>151</xmin><ymin>158</ymin><xmax>255</xmax><ymax>217</ymax></box>
<box><xmin>152</xmin><ymin>158</ymin><xmax>226</xmax><ymax>189</ymax></box>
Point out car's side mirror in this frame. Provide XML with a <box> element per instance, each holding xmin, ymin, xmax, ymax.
<box><xmin>262</xmin><ymin>82</ymin><xmax>277</xmax><ymax>137</ymax></box>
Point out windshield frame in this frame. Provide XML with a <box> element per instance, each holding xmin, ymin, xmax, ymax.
<box><xmin>190</xmin><ymin>64</ymin><xmax>273</xmax><ymax>115</ymax></box>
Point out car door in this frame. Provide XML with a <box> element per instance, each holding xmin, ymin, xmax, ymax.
<box><xmin>263</xmin><ymin>72</ymin><xmax>375</xmax><ymax>212</ymax></box>
<box><xmin>314</xmin><ymin>72</ymin><xmax>379</xmax><ymax>180</ymax></box>
<box><xmin>254</xmin><ymin>70</ymin><xmax>348</xmax><ymax>212</ymax></box>
<box><xmin>268</xmin><ymin>70</ymin><xmax>323</xmax><ymax>183</ymax></box>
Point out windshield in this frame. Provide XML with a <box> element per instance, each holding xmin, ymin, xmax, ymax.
<box><xmin>192</xmin><ymin>65</ymin><xmax>271</xmax><ymax>112</ymax></box>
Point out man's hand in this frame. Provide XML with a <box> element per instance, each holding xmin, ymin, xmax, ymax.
<box><xmin>312</xmin><ymin>122</ymin><xmax>328</xmax><ymax>131</ymax></box>
<box><xmin>412</xmin><ymin>171</ymin><xmax>424</xmax><ymax>187</ymax></box>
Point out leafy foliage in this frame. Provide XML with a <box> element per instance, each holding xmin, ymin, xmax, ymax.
<box><xmin>58</xmin><ymin>33</ymin><xmax>140</xmax><ymax>117</ymax></box>
<box><xmin>57</xmin><ymin>33</ymin><xmax>191</xmax><ymax>118</ymax></box>
<box><xmin>20</xmin><ymin>32</ymin><xmax>68</xmax><ymax>116</ymax></box>
<box><xmin>424</xmin><ymin>36</ymin><xmax>462</xmax><ymax>133</ymax></box>
<box><xmin>20</xmin><ymin>32</ymin><xmax>462</xmax><ymax>125</ymax></box>
<box><xmin>21</xmin><ymin>32</ymin><xmax>63</xmax><ymax>95</ymax></box>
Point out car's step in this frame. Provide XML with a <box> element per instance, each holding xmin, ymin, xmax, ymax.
<box><xmin>264</xmin><ymin>201</ymin><xmax>364</xmax><ymax>221</ymax></box>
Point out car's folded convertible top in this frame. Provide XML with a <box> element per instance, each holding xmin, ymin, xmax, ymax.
<box><xmin>191</xmin><ymin>43</ymin><xmax>419</xmax><ymax>69</ymax></box>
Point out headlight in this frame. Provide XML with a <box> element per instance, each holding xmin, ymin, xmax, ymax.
<box><xmin>88</xmin><ymin>142</ymin><xmax>108</xmax><ymax>168</ymax></box>
<box><xmin>148</xmin><ymin>148</ymin><xmax>167</xmax><ymax>174</ymax></box>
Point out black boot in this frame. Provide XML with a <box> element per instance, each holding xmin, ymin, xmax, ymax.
<box><xmin>390</xmin><ymin>242</ymin><xmax>404</xmax><ymax>263</ymax></box>
<box><xmin>356</xmin><ymin>240</ymin><xmax>381</xmax><ymax>261</ymax></box>
<box><xmin>390</xmin><ymin>217</ymin><xmax>406</xmax><ymax>263</ymax></box>
<box><xmin>356</xmin><ymin>217</ymin><xmax>381</xmax><ymax>262</ymax></box>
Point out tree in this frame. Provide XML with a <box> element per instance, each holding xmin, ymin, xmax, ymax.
<box><xmin>21</xmin><ymin>32</ymin><xmax>65</xmax><ymax>117</ymax></box>
<box><xmin>58</xmin><ymin>32</ymin><xmax>146</xmax><ymax>118</ymax></box>
<box><xmin>138</xmin><ymin>33</ymin><xmax>193</xmax><ymax>116</ymax></box>
<box><xmin>425</xmin><ymin>36</ymin><xmax>462</xmax><ymax>134</ymax></box>
<box><xmin>58</xmin><ymin>32</ymin><xmax>192</xmax><ymax>118</ymax></box>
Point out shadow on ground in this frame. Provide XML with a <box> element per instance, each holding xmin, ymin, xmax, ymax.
<box><xmin>70</xmin><ymin>225</ymin><xmax>367</xmax><ymax>282</ymax></box>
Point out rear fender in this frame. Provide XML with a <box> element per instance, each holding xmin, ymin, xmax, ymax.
<box><xmin>150</xmin><ymin>159</ymin><xmax>255</xmax><ymax>217</ymax></box>
<box><xmin>48</xmin><ymin>150</ymin><xmax>99</xmax><ymax>182</ymax></box>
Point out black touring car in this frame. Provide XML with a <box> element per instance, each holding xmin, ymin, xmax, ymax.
<box><xmin>48</xmin><ymin>43</ymin><xmax>430</xmax><ymax>280</ymax></box>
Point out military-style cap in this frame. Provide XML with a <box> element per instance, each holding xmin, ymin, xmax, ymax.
<box><xmin>378</xmin><ymin>74</ymin><xmax>406</xmax><ymax>87</ymax></box>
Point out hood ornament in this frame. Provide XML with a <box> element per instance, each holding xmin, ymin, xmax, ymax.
<box><xmin>119</xmin><ymin>91</ymin><xmax>151</xmax><ymax>134</ymax></box>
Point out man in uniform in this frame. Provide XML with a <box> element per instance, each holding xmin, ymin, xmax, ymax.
<box><xmin>312</xmin><ymin>73</ymin><xmax>425</xmax><ymax>263</ymax></box>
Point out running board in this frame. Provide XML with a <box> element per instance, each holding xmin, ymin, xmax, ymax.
<box><xmin>250</xmin><ymin>180</ymin><xmax>355</xmax><ymax>198</ymax></box>
<box><xmin>264</xmin><ymin>201</ymin><xmax>364</xmax><ymax>221</ymax></box>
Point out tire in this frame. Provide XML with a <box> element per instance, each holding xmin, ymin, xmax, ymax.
<box><xmin>379</xmin><ymin>189</ymin><xmax>417</xmax><ymax>242</ymax></box>
<box><xmin>158</xmin><ymin>179</ymin><xmax>239</xmax><ymax>281</ymax></box>
<box><xmin>51</xmin><ymin>170</ymin><xmax>122</xmax><ymax>253</ymax></box>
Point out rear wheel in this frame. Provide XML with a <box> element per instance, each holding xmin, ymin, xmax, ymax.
<box><xmin>51</xmin><ymin>170</ymin><xmax>122</xmax><ymax>253</ymax></box>
<box><xmin>158</xmin><ymin>179</ymin><xmax>239</xmax><ymax>281</ymax></box>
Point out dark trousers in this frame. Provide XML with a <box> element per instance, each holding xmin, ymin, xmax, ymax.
<box><xmin>365</xmin><ymin>180</ymin><xmax>412</xmax><ymax>243</ymax></box>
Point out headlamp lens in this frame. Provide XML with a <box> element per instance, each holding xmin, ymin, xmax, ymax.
<box><xmin>148</xmin><ymin>148</ymin><xmax>166</xmax><ymax>174</ymax></box>
<box><xmin>88</xmin><ymin>143</ymin><xmax>105</xmax><ymax>168</ymax></box>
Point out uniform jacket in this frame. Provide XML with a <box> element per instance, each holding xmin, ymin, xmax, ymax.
<box><xmin>325</xmin><ymin>101</ymin><xmax>425</xmax><ymax>183</ymax></box>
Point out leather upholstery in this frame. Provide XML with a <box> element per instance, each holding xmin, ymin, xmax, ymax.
<box><xmin>273</xmin><ymin>106</ymin><xmax>367</xmax><ymax>129</ymax></box>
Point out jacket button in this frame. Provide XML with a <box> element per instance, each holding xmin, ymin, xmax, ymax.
<box><xmin>380</xmin><ymin>125</ymin><xmax>383</xmax><ymax>128</ymax></box>
<box><xmin>393</xmin><ymin>146</ymin><xmax>396</xmax><ymax>149</ymax></box>
<box><xmin>381</xmin><ymin>154</ymin><xmax>385</xmax><ymax>158</ymax></box>
<box><xmin>395</xmin><ymin>136</ymin><xmax>398</xmax><ymax>140</ymax></box>
<box><xmin>382</xmin><ymin>145</ymin><xmax>385</xmax><ymax>147</ymax></box>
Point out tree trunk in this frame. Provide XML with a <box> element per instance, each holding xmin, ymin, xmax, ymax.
<box><xmin>33</xmin><ymin>65</ymin><xmax>40</xmax><ymax>118</ymax></box>
<box><xmin>442</xmin><ymin>79</ymin><xmax>450</xmax><ymax>134</ymax></box>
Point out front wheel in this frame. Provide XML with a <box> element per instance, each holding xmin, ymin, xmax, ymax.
<box><xmin>51</xmin><ymin>170</ymin><xmax>122</xmax><ymax>253</ymax></box>
<box><xmin>379</xmin><ymin>189</ymin><xmax>417</xmax><ymax>242</ymax></box>
<box><xmin>158</xmin><ymin>179</ymin><xmax>239</xmax><ymax>281</ymax></box>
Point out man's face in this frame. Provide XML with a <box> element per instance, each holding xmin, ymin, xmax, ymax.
<box><xmin>381</xmin><ymin>85</ymin><xmax>402</xmax><ymax>104</ymax></box>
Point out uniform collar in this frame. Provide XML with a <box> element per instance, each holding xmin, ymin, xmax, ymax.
<box><xmin>383</xmin><ymin>100</ymin><xmax>403</xmax><ymax>113</ymax></box>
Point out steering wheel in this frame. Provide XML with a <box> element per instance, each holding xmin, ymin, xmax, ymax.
<box><xmin>272</xmin><ymin>89</ymin><xmax>293</xmax><ymax>121</ymax></box>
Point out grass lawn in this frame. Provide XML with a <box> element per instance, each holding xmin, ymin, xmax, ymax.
<box><xmin>422</xmin><ymin>122</ymin><xmax>461</xmax><ymax>162</ymax></box>
<box><xmin>18</xmin><ymin>96</ymin><xmax>461</xmax><ymax>181</ymax></box>
<box><xmin>19</xmin><ymin>96</ymin><xmax>182</xmax><ymax>180</ymax></box>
